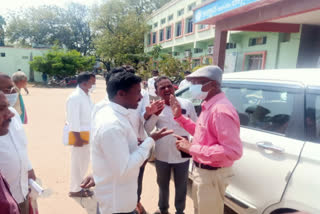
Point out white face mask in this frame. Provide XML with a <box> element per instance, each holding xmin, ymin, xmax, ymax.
<box><xmin>5</xmin><ymin>93</ymin><xmax>18</xmax><ymax>107</ymax></box>
<box><xmin>89</xmin><ymin>84</ymin><xmax>96</xmax><ymax>93</ymax></box>
<box><xmin>189</xmin><ymin>84</ymin><xmax>208</xmax><ymax>100</ymax></box>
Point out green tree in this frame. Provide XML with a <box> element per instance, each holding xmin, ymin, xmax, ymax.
<box><xmin>158</xmin><ymin>54</ymin><xmax>190</xmax><ymax>83</ymax></box>
<box><xmin>92</xmin><ymin>0</ymin><xmax>171</xmax><ymax>69</ymax></box>
<box><xmin>6</xmin><ymin>4</ymin><xmax>93</xmax><ymax>55</ymax></box>
<box><xmin>0</xmin><ymin>16</ymin><xmax>5</xmax><ymax>46</ymax></box>
<box><xmin>30</xmin><ymin>47</ymin><xmax>95</xmax><ymax>78</ymax></box>
<box><xmin>92</xmin><ymin>0</ymin><xmax>148</xmax><ymax>67</ymax></box>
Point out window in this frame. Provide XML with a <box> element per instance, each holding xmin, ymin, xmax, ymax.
<box><xmin>176</xmin><ymin>22</ymin><xmax>182</xmax><ymax>37</ymax></box>
<box><xmin>306</xmin><ymin>92</ymin><xmax>320</xmax><ymax>143</ymax></box>
<box><xmin>199</xmin><ymin>24</ymin><xmax>208</xmax><ymax>30</ymax></box>
<box><xmin>194</xmin><ymin>48</ymin><xmax>203</xmax><ymax>54</ymax></box>
<box><xmin>186</xmin><ymin>17</ymin><xmax>193</xmax><ymax>34</ymax></box>
<box><xmin>154</xmin><ymin>22</ymin><xmax>158</xmax><ymax>28</ymax></box>
<box><xmin>249</xmin><ymin>36</ymin><xmax>267</xmax><ymax>46</ymax></box>
<box><xmin>168</xmin><ymin>14</ymin><xmax>173</xmax><ymax>21</ymax></box>
<box><xmin>147</xmin><ymin>33</ymin><xmax>151</xmax><ymax>45</ymax></box>
<box><xmin>247</xmin><ymin>55</ymin><xmax>263</xmax><ymax>70</ymax></box>
<box><xmin>0</xmin><ymin>53</ymin><xmax>5</xmax><ymax>57</ymax></box>
<box><xmin>223</xmin><ymin>86</ymin><xmax>296</xmax><ymax>136</ymax></box>
<box><xmin>188</xmin><ymin>2</ymin><xmax>196</xmax><ymax>11</ymax></box>
<box><xmin>226</xmin><ymin>43</ymin><xmax>237</xmax><ymax>49</ymax></box>
<box><xmin>152</xmin><ymin>32</ymin><xmax>157</xmax><ymax>44</ymax></box>
<box><xmin>173</xmin><ymin>52</ymin><xmax>180</xmax><ymax>56</ymax></box>
<box><xmin>177</xmin><ymin>9</ymin><xmax>184</xmax><ymax>16</ymax></box>
<box><xmin>192</xmin><ymin>59</ymin><xmax>200</xmax><ymax>68</ymax></box>
<box><xmin>159</xmin><ymin>29</ymin><xmax>164</xmax><ymax>42</ymax></box>
<box><xmin>161</xmin><ymin>18</ymin><xmax>166</xmax><ymax>25</ymax></box>
<box><xmin>22</xmin><ymin>56</ymin><xmax>29</xmax><ymax>59</ymax></box>
<box><xmin>281</xmin><ymin>33</ymin><xmax>291</xmax><ymax>43</ymax></box>
<box><xmin>166</xmin><ymin>26</ymin><xmax>172</xmax><ymax>40</ymax></box>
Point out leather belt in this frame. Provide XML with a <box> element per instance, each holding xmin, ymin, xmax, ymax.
<box><xmin>194</xmin><ymin>161</ymin><xmax>220</xmax><ymax>170</ymax></box>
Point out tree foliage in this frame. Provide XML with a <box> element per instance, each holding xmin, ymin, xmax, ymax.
<box><xmin>92</xmin><ymin>0</ymin><xmax>171</xmax><ymax>68</ymax></box>
<box><xmin>30</xmin><ymin>47</ymin><xmax>95</xmax><ymax>78</ymax></box>
<box><xmin>5</xmin><ymin>4</ymin><xmax>93</xmax><ymax>55</ymax></box>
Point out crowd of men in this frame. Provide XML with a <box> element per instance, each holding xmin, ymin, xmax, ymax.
<box><xmin>0</xmin><ymin>65</ymin><xmax>243</xmax><ymax>214</ymax></box>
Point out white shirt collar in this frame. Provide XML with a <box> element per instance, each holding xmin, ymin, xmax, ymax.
<box><xmin>109</xmin><ymin>101</ymin><xmax>130</xmax><ymax>117</ymax></box>
<box><xmin>76</xmin><ymin>85</ymin><xmax>89</xmax><ymax>97</ymax></box>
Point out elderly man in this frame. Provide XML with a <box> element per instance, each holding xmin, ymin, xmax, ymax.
<box><xmin>66</xmin><ymin>72</ymin><xmax>96</xmax><ymax>198</ymax></box>
<box><xmin>0</xmin><ymin>73</ymin><xmax>36</xmax><ymax>214</ymax></box>
<box><xmin>12</xmin><ymin>71</ymin><xmax>28</xmax><ymax>124</ymax></box>
<box><xmin>145</xmin><ymin>76</ymin><xmax>197</xmax><ymax>214</ymax></box>
<box><xmin>170</xmin><ymin>66</ymin><xmax>243</xmax><ymax>214</ymax></box>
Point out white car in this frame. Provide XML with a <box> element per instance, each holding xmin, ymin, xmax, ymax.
<box><xmin>176</xmin><ymin>69</ymin><xmax>320</xmax><ymax>214</ymax></box>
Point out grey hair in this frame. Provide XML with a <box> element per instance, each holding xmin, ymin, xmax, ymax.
<box><xmin>12</xmin><ymin>71</ymin><xmax>27</xmax><ymax>83</ymax></box>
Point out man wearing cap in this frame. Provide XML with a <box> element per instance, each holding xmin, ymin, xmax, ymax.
<box><xmin>170</xmin><ymin>66</ymin><xmax>243</xmax><ymax>214</ymax></box>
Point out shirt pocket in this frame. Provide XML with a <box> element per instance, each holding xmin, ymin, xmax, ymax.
<box><xmin>194</xmin><ymin>123</ymin><xmax>208</xmax><ymax>143</ymax></box>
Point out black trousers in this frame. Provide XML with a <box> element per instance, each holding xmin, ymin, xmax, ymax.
<box><xmin>155</xmin><ymin>160</ymin><xmax>190</xmax><ymax>214</ymax></box>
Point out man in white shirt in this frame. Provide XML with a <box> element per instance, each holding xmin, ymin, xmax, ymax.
<box><xmin>145</xmin><ymin>76</ymin><xmax>197</xmax><ymax>214</ymax></box>
<box><xmin>91</xmin><ymin>71</ymin><xmax>172</xmax><ymax>214</ymax></box>
<box><xmin>92</xmin><ymin>66</ymin><xmax>164</xmax><ymax>213</ymax></box>
<box><xmin>0</xmin><ymin>74</ymin><xmax>37</xmax><ymax>214</ymax></box>
<box><xmin>66</xmin><ymin>72</ymin><xmax>96</xmax><ymax>197</ymax></box>
<box><xmin>147</xmin><ymin>70</ymin><xmax>159</xmax><ymax>101</ymax></box>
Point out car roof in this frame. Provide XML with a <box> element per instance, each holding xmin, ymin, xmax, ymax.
<box><xmin>223</xmin><ymin>69</ymin><xmax>320</xmax><ymax>87</ymax></box>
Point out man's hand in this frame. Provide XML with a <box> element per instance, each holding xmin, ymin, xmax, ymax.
<box><xmin>80</xmin><ymin>175</ymin><xmax>95</xmax><ymax>189</ymax></box>
<box><xmin>151</xmin><ymin>127</ymin><xmax>174</xmax><ymax>141</ymax></box>
<box><xmin>170</xmin><ymin>95</ymin><xmax>182</xmax><ymax>118</ymax></box>
<box><xmin>175</xmin><ymin>135</ymin><xmax>192</xmax><ymax>154</ymax></box>
<box><xmin>28</xmin><ymin>169</ymin><xmax>36</xmax><ymax>181</ymax></box>
<box><xmin>145</xmin><ymin>100</ymin><xmax>165</xmax><ymax>119</ymax></box>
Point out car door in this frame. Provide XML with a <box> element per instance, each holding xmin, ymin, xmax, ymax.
<box><xmin>276</xmin><ymin>87</ymin><xmax>320</xmax><ymax>213</ymax></box>
<box><xmin>222</xmin><ymin>81</ymin><xmax>305</xmax><ymax>213</ymax></box>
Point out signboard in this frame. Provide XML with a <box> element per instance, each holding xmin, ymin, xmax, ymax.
<box><xmin>194</xmin><ymin>0</ymin><xmax>261</xmax><ymax>23</ymax></box>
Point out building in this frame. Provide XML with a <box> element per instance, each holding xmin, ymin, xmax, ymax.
<box><xmin>145</xmin><ymin>0</ymin><xmax>319</xmax><ymax>72</ymax></box>
<box><xmin>193</xmin><ymin>0</ymin><xmax>320</xmax><ymax>70</ymax></box>
<box><xmin>0</xmin><ymin>46</ymin><xmax>49</xmax><ymax>82</ymax></box>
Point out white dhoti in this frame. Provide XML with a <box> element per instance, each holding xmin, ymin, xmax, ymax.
<box><xmin>70</xmin><ymin>144</ymin><xmax>90</xmax><ymax>192</ymax></box>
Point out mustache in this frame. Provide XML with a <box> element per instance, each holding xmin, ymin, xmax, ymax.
<box><xmin>3</xmin><ymin>118</ymin><xmax>12</xmax><ymax>126</ymax></box>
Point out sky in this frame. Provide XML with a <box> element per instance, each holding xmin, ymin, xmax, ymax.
<box><xmin>0</xmin><ymin>0</ymin><xmax>104</xmax><ymax>16</ymax></box>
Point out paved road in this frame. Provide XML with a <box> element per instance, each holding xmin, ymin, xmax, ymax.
<box><xmin>23</xmin><ymin>77</ymin><xmax>195</xmax><ymax>214</ymax></box>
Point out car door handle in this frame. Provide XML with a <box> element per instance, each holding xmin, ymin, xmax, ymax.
<box><xmin>256</xmin><ymin>141</ymin><xmax>285</xmax><ymax>153</ymax></box>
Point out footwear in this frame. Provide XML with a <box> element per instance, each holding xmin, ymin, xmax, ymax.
<box><xmin>135</xmin><ymin>202</ymin><xmax>147</xmax><ymax>214</ymax></box>
<box><xmin>69</xmin><ymin>189</ymin><xmax>94</xmax><ymax>198</ymax></box>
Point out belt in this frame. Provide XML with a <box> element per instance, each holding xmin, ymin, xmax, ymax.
<box><xmin>194</xmin><ymin>161</ymin><xmax>220</xmax><ymax>170</ymax></box>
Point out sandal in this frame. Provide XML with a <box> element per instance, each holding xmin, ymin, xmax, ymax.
<box><xmin>69</xmin><ymin>189</ymin><xmax>93</xmax><ymax>198</ymax></box>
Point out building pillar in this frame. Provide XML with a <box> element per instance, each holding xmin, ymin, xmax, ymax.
<box><xmin>213</xmin><ymin>26</ymin><xmax>228</xmax><ymax>70</ymax></box>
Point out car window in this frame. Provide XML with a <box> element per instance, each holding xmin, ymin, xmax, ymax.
<box><xmin>306</xmin><ymin>93</ymin><xmax>320</xmax><ymax>143</ymax></box>
<box><xmin>223</xmin><ymin>86</ymin><xmax>296</xmax><ymax>136</ymax></box>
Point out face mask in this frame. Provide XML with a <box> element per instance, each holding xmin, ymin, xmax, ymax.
<box><xmin>5</xmin><ymin>93</ymin><xmax>18</xmax><ymax>107</ymax></box>
<box><xmin>189</xmin><ymin>84</ymin><xmax>208</xmax><ymax>100</ymax></box>
<box><xmin>89</xmin><ymin>84</ymin><xmax>96</xmax><ymax>93</ymax></box>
